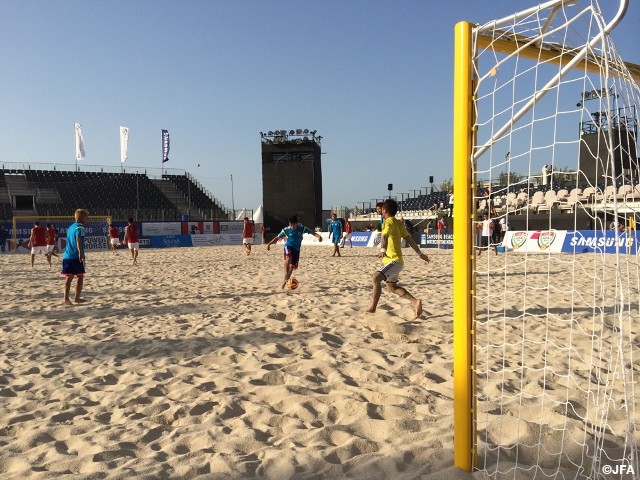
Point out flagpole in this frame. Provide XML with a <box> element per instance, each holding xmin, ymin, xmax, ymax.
<box><xmin>231</xmin><ymin>174</ymin><xmax>235</xmax><ymax>220</ymax></box>
<box><xmin>74</xmin><ymin>123</ymin><xmax>78</xmax><ymax>172</ymax></box>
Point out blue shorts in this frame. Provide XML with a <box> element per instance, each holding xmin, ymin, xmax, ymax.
<box><xmin>284</xmin><ymin>246</ymin><xmax>301</xmax><ymax>269</ymax></box>
<box><xmin>61</xmin><ymin>258</ymin><xmax>85</xmax><ymax>276</ymax></box>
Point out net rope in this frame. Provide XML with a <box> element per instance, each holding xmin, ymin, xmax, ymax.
<box><xmin>469</xmin><ymin>1</ymin><xmax>639</xmax><ymax>478</ymax></box>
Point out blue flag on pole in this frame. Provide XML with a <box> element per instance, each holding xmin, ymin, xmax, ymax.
<box><xmin>162</xmin><ymin>129</ymin><xmax>170</xmax><ymax>163</ymax></box>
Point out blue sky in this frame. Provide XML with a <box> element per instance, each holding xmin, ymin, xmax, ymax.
<box><xmin>2</xmin><ymin>1</ymin><xmax>638</xmax><ymax>213</ymax></box>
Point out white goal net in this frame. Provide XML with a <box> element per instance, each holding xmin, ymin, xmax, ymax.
<box><xmin>454</xmin><ymin>1</ymin><xmax>640</xmax><ymax>478</ymax></box>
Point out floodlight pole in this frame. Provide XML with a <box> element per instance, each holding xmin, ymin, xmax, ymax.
<box><xmin>230</xmin><ymin>174</ymin><xmax>235</xmax><ymax>220</ymax></box>
<box><xmin>187</xmin><ymin>172</ymin><xmax>191</xmax><ymax>219</ymax></box>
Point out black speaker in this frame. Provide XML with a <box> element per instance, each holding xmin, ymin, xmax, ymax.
<box><xmin>262</xmin><ymin>141</ymin><xmax>323</xmax><ymax>235</ymax></box>
<box><xmin>579</xmin><ymin>126</ymin><xmax>638</xmax><ymax>185</ymax></box>
<box><xmin>429</xmin><ymin>176</ymin><xmax>434</xmax><ymax>184</ymax></box>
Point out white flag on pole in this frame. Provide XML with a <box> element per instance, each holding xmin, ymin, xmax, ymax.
<box><xmin>120</xmin><ymin>126</ymin><xmax>129</xmax><ymax>163</ymax></box>
<box><xmin>74</xmin><ymin>123</ymin><xmax>85</xmax><ymax>161</ymax></box>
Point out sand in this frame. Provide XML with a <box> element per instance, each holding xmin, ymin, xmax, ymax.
<box><xmin>0</xmin><ymin>245</ymin><xmax>469</xmax><ymax>479</ymax></box>
<box><xmin>1</xmin><ymin>245</ymin><xmax>636</xmax><ymax>479</ymax></box>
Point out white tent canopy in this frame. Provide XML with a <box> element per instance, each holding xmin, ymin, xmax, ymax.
<box><xmin>235</xmin><ymin>208</ymin><xmax>250</xmax><ymax>221</ymax></box>
<box><xmin>253</xmin><ymin>205</ymin><xmax>263</xmax><ymax>223</ymax></box>
<box><xmin>235</xmin><ymin>206</ymin><xmax>263</xmax><ymax>223</ymax></box>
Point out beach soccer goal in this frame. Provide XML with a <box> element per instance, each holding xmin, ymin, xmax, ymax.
<box><xmin>453</xmin><ymin>0</ymin><xmax>640</xmax><ymax>477</ymax></box>
<box><xmin>12</xmin><ymin>215</ymin><xmax>112</xmax><ymax>252</ymax></box>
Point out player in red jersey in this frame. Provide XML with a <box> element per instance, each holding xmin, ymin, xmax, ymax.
<box><xmin>242</xmin><ymin>217</ymin><xmax>255</xmax><ymax>255</ymax></box>
<box><xmin>108</xmin><ymin>223</ymin><xmax>121</xmax><ymax>253</ymax></box>
<box><xmin>123</xmin><ymin>218</ymin><xmax>139</xmax><ymax>265</ymax></box>
<box><xmin>30</xmin><ymin>222</ymin><xmax>48</xmax><ymax>267</ymax></box>
<box><xmin>45</xmin><ymin>224</ymin><xmax>59</xmax><ymax>267</ymax></box>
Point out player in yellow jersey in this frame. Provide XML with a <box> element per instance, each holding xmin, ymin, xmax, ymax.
<box><xmin>366</xmin><ymin>199</ymin><xmax>430</xmax><ymax>319</ymax></box>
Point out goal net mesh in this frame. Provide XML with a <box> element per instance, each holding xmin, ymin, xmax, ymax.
<box><xmin>465</xmin><ymin>1</ymin><xmax>640</xmax><ymax>478</ymax></box>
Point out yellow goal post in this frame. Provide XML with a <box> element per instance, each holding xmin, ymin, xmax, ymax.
<box><xmin>453</xmin><ymin>0</ymin><xmax>640</xmax><ymax>475</ymax></box>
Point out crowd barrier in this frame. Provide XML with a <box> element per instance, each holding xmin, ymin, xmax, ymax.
<box><xmin>4</xmin><ymin>221</ymin><xmax>637</xmax><ymax>255</ymax></box>
<box><xmin>420</xmin><ymin>229</ymin><xmax>640</xmax><ymax>254</ymax></box>
<box><xmin>3</xmin><ymin>221</ymin><xmax>384</xmax><ymax>253</ymax></box>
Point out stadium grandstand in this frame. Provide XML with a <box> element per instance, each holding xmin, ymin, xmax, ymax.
<box><xmin>352</xmin><ymin>171</ymin><xmax>639</xmax><ymax>231</ymax></box>
<box><xmin>0</xmin><ymin>163</ymin><xmax>231</xmax><ymax>222</ymax></box>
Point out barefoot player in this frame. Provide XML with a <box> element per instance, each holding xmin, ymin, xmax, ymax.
<box><xmin>366</xmin><ymin>199</ymin><xmax>429</xmax><ymax>319</ymax></box>
<box><xmin>266</xmin><ymin>215</ymin><xmax>322</xmax><ymax>288</ymax></box>
<box><xmin>62</xmin><ymin>209</ymin><xmax>89</xmax><ymax>305</ymax></box>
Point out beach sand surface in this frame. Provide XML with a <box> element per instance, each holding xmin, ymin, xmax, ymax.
<box><xmin>0</xmin><ymin>245</ymin><xmax>464</xmax><ymax>479</ymax></box>
<box><xmin>2</xmin><ymin>245</ymin><xmax>636</xmax><ymax>479</ymax></box>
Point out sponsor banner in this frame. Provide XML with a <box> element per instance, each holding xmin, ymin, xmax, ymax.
<box><xmin>139</xmin><ymin>238</ymin><xmax>151</xmax><ymax>248</ymax></box>
<box><xmin>143</xmin><ymin>222</ymin><xmax>181</xmax><ymax>236</ymax></box>
<box><xmin>201</xmin><ymin>222</ymin><xmax>215</xmax><ymax>234</ymax></box>
<box><xmin>368</xmin><ymin>231</ymin><xmax>382</xmax><ymax>248</ymax></box>
<box><xmin>272</xmin><ymin>232</ymin><xmax>332</xmax><ymax>246</ymax></box>
<box><xmin>303</xmin><ymin>232</ymin><xmax>328</xmax><ymax>245</ymax></box>
<box><xmin>563</xmin><ymin>230</ymin><xmax>639</xmax><ymax>254</ymax></box>
<box><xmin>184</xmin><ymin>221</ymin><xmax>215</xmax><ymax>235</ymax></box>
<box><xmin>503</xmin><ymin>230</ymin><xmax>566</xmax><ymax>253</ymax></box>
<box><xmin>85</xmin><ymin>236</ymin><xmax>108</xmax><ymax>251</ymax></box>
<box><xmin>8</xmin><ymin>235</ymin><xmax>111</xmax><ymax>253</ymax></box>
<box><xmin>149</xmin><ymin>235</ymin><xmax>193</xmax><ymax>248</ymax></box>
<box><xmin>349</xmin><ymin>232</ymin><xmax>373</xmax><ymax>247</ymax></box>
<box><xmin>14</xmin><ymin>222</ymin><xmax>111</xmax><ymax>238</ymax></box>
<box><xmin>219</xmin><ymin>221</ymin><xmax>244</xmax><ymax>234</ymax></box>
<box><xmin>420</xmin><ymin>230</ymin><xmax>453</xmax><ymax>249</ymax></box>
<box><xmin>190</xmin><ymin>234</ymin><xmax>242</xmax><ymax>247</ymax></box>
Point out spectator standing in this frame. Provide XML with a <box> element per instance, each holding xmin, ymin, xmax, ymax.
<box><xmin>483</xmin><ymin>189</ymin><xmax>497</xmax><ymax>217</ymax></box>
<box><xmin>0</xmin><ymin>226</ymin><xmax>8</xmax><ymax>253</ymax></box>
<box><xmin>477</xmin><ymin>214</ymin><xmax>496</xmax><ymax>255</ymax></box>
<box><xmin>375</xmin><ymin>202</ymin><xmax>384</xmax><ymax>231</ymax></box>
<box><xmin>499</xmin><ymin>216</ymin><xmax>510</xmax><ymax>243</ymax></box>
<box><xmin>491</xmin><ymin>217</ymin><xmax>501</xmax><ymax>247</ymax></box>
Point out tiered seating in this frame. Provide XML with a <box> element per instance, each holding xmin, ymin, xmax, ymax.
<box><xmin>0</xmin><ymin>171</ymin><xmax>11</xmax><ymax>220</ymax></box>
<box><xmin>163</xmin><ymin>174</ymin><xmax>227</xmax><ymax>218</ymax></box>
<box><xmin>399</xmin><ymin>191</ymin><xmax>449</xmax><ymax>212</ymax></box>
<box><xmin>2</xmin><ymin>169</ymin><xmax>189</xmax><ymax>221</ymax></box>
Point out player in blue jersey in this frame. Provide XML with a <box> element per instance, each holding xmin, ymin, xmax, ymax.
<box><xmin>328</xmin><ymin>213</ymin><xmax>343</xmax><ymax>257</ymax></box>
<box><xmin>266</xmin><ymin>215</ymin><xmax>323</xmax><ymax>288</ymax></box>
<box><xmin>61</xmin><ymin>208</ymin><xmax>89</xmax><ymax>305</ymax></box>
